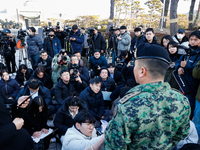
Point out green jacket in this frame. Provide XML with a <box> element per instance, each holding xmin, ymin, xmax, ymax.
<box><xmin>51</xmin><ymin>54</ymin><xmax>70</xmax><ymax>85</ymax></box>
<box><xmin>193</xmin><ymin>60</ymin><xmax>200</xmax><ymax>102</ymax></box>
<box><xmin>104</xmin><ymin>82</ymin><xmax>190</xmax><ymax>150</ymax></box>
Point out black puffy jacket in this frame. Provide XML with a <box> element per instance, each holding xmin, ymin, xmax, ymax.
<box><xmin>79</xmin><ymin>87</ymin><xmax>105</xmax><ymax>119</ymax></box>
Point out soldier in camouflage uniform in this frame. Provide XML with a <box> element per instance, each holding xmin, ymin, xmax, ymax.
<box><xmin>104</xmin><ymin>43</ymin><xmax>191</xmax><ymax>150</ymax></box>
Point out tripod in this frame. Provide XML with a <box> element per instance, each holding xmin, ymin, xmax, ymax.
<box><xmin>87</xmin><ymin>34</ymin><xmax>95</xmax><ymax>59</ymax></box>
<box><xmin>16</xmin><ymin>37</ymin><xmax>30</xmax><ymax>69</ymax></box>
<box><xmin>109</xmin><ymin>32</ymin><xmax>117</xmax><ymax>64</ymax></box>
<box><xmin>64</xmin><ymin>35</ymin><xmax>73</xmax><ymax>56</ymax></box>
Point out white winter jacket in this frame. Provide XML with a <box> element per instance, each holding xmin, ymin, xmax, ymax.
<box><xmin>62</xmin><ymin>126</ymin><xmax>103</xmax><ymax>150</ymax></box>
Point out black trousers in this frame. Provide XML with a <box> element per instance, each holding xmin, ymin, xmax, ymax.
<box><xmin>5</xmin><ymin>54</ymin><xmax>16</xmax><ymax>73</ymax></box>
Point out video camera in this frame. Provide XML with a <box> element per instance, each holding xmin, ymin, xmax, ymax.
<box><xmin>0</xmin><ymin>31</ymin><xmax>8</xmax><ymax>44</ymax></box>
<box><xmin>17</xmin><ymin>29</ymin><xmax>27</xmax><ymax>46</ymax></box>
<box><xmin>109</xmin><ymin>25</ymin><xmax>116</xmax><ymax>34</ymax></box>
<box><xmin>70</xmin><ymin>63</ymin><xmax>79</xmax><ymax>82</ymax></box>
<box><xmin>56</xmin><ymin>22</ymin><xmax>60</xmax><ymax>29</ymax></box>
<box><xmin>63</xmin><ymin>25</ymin><xmax>72</xmax><ymax>37</ymax></box>
<box><xmin>87</xmin><ymin>27</ymin><xmax>95</xmax><ymax>36</ymax></box>
<box><xmin>43</xmin><ymin>26</ymin><xmax>52</xmax><ymax>37</ymax></box>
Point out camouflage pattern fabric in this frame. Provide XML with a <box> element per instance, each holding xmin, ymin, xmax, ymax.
<box><xmin>104</xmin><ymin>82</ymin><xmax>191</xmax><ymax>150</ymax></box>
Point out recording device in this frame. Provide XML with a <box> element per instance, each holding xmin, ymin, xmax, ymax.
<box><xmin>115</xmin><ymin>56</ymin><xmax>124</xmax><ymax>71</ymax></box>
<box><xmin>58</xmin><ymin>49</ymin><xmax>68</xmax><ymax>65</ymax></box>
<box><xmin>63</xmin><ymin>25</ymin><xmax>72</xmax><ymax>37</ymax></box>
<box><xmin>87</xmin><ymin>27</ymin><xmax>95</xmax><ymax>36</ymax></box>
<box><xmin>70</xmin><ymin>63</ymin><xmax>79</xmax><ymax>82</ymax></box>
<box><xmin>17</xmin><ymin>29</ymin><xmax>27</xmax><ymax>46</ymax></box>
<box><xmin>38</xmin><ymin>60</ymin><xmax>47</xmax><ymax>67</ymax></box>
<box><xmin>94</xmin><ymin>63</ymin><xmax>100</xmax><ymax>70</ymax></box>
<box><xmin>17</xmin><ymin>91</ymin><xmax>37</xmax><ymax>109</ymax></box>
<box><xmin>56</xmin><ymin>22</ymin><xmax>60</xmax><ymax>29</ymax></box>
<box><xmin>0</xmin><ymin>31</ymin><xmax>8</xmax><ymax>44</ymax></box>
<box><xmin>109</xmin><ymin>25</ymin><xmax>116</xmax><ymax>34</ymax></box>
<box><xmin>43</xmin><ymin>26</ymin><xmax>51</xmax><ymax>37</ymax></box>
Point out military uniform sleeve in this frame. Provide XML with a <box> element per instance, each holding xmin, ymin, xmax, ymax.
<box><xmin>104</xmin><ymin>104</ymin><xmax>138</xmax><ymax>150</ymax></box>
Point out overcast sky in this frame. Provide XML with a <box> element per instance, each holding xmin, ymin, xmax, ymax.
<box><xmin>0</xmin><ymin>0</ymin><xmax>199</xmax><ymax>20</ymax></box>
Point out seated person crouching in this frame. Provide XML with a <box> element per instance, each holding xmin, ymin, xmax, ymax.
<box><xmin>54</xmin><ymin>95</ymin><xmax>87</xmax><ymax>142</ymax></box>
<box><xmin>62</xmin><ymin>111</ymin><xmax>105</xmax><ymax>150</ymax></box>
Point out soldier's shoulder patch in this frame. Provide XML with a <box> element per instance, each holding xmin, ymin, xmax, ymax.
<box><xmin>113</xmin><ymin>105</ymin><xmax>118</xmax><ymax>118</ymax></box>
<box><xmin>171</xmin><ymin>88</ymin><xmax>183</xmax><ymax>95</ymax></box>
<box><xmin>119</xmin><ymin>91</ymin><xmax>141</xmax><ymax>104</ymax></box>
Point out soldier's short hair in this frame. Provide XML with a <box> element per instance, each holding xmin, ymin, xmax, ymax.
<box><xmin>137</xmin><ymin>58</ymin><xmax>169</xmax><ymax>79</ymax></box>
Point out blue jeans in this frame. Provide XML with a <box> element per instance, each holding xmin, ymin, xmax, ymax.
<box><xmin>193</xmin><ymin>100</ymin><xmax>200</xmax><ymax>138</ymax></box>
<box><xmin>30</xmin><ymin>53</ymin><xmax>40</xmax><ymax>69</ymax></box>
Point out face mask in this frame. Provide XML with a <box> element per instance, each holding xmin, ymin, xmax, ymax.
<box><xmin>49</xmin><ymin>35</ymin><xmax>54</xmax><ymax>38</ymax></box>
<box><xmin>177</xmin><ymin>34</ymin><xmax>183</xmax><ymax>40</ymax></box>
<box><xmin>189</xmin><ymin>44</ymin><xmax>199</xmax><ymax>50</ymax></box>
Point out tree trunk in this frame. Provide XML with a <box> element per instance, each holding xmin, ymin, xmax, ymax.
<box><xmin>188</xmin><ymin>0</ymin><xmax>196</xmax><ymax>30</ymax></box>
<box><xmin>170</xmin><ymin>0</ymin><xmax>179</xmax><ymax>36</ymax></box>
<box><xmin>150</xmin><ymin>11</ymin><xmax>153</xmax><ymax>27</ymax></box>
<box><xmin>193</xmin><ymin>1</ymin><xmax>200</xmax><ymax>27</ymax></box>
<box><xmin>107</xmin><ymin>0</ymin><xmax>115</xmax><ymax>32</ymax></box>
<box><xmin>159</xmin><ymin>0</ymin><xmax>170</xmax><ymax>28</ymax></box>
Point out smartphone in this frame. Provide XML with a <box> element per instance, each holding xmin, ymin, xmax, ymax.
<box><xmin>130</xmin><ymin>61</ymin><xmax>134</xmax><ymax>66</ymax></box>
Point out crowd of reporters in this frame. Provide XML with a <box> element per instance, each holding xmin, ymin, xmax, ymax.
<box><xmin>0</xmin><ymin>23</ymin><xmax>200</xmax><ymax>150</ymax></box>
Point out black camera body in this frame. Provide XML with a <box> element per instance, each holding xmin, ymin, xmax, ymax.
<box><xmin>70</xmin><ymin>63</ymin><xmax>79</xmax><ymax>82</ymax></box>
<box><xmin>63</xmin><ymin>25</ymin><xmax>72</xmax><ymax>37</ymax></box>
<box><xmin>61</xmin><ymin>55</ymin><xmax>67</xmax><ymax>61</ymax></box>
<box><xmin>38</xmin><ymin>60</ymin><xmax>47</xmax><ymax>67</ymax></box>
<box><xmin>109</xmin><ymin>25</ymin><xmax>116</xmax><ymax>34</ymax></box>
<box><xmin>87</xmin><ymin>28</ymin><xmax>95</xmax><ymax>36</ymax></box>
<box><xmin>56</xmin><ymin>22</ymin><xmax>60</xmax><ymax>29</ymax></box>
<box><xmin>17</xmin><ymin>29</ymin><xmax>27</xmax><ymax>46</ymax></box>
<box><xmin>0</xmin><ymin>31</ymin><xmax>8</xmax><ymax>44</ymax></box>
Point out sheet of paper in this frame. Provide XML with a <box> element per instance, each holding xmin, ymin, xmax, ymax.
<box><xmin>31</xmin><ymin>128</ymin><xmax>53</xmax><ymax>143</ymax></box>
<box><xmin>102</xmin><ymin>91</ymin><xmax>112</xmax><ymax>101</ymax></box>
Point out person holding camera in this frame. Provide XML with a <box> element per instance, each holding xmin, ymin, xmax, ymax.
<box><xmin>27</xmin><ymin>27</ymin><xmax>43</xmax><ymax>69</ymax></box>
<box><xmin>37</xmin><ymin>50</ymin><xmax>52</xmax><ymax>76</ymax></box>
<box><xmin>55</xmin><ymin>69</ymin><xmax>87</xmax><ymax>107</ymax></box>
<box><xmin>52</xmin><ymin>49</ymin><xmax>70</xmax><ymax>85</ymax></box>
<box><xmin>69</xmin><ymin>55</ymin><xmax>90</xmax><ymax>84</ymax></box>
<box><xmin>89</xmin><ymin>49</ymin><xmax>108</xmax><ymax>78</ymax></box>
<box><xmin>43</xmin><ymin>28</ymin><xmax>62</xmax><ymax>58</ymax></box>
<box><xmin>69</xmin><ymin>25</ymin><xmax>84</xmax><ymax>54</ymax></box>
<box><xmin>1</xmin><ymin>28</ymin><xmax>16</xmax><ymax>73</ymax></box>
<box><xmin>92</xmin><ymin>28</ymin><xmax>106</xmax><ymax>55</ymax></box>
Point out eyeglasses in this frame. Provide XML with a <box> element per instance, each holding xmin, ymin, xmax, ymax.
<box><xmin>83</xmin><ymin>123</ymin><xmax>94</xmax><ymax>129</ymax></box>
